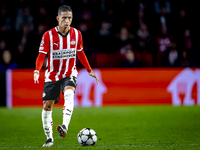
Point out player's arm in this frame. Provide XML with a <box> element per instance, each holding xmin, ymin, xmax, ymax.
<box><xmin>33</xmin><ymin>32</ymin><xmax>49</xmax><ymax>84</ymax></box>
<box><xmin>76</xmin><ymin>31</ymin><xmax>100</xmax><ymax>84</ymax></box>
<box><xmin>77</xmin><ymin>50</ymin><xmax>100</xmax><ymax>85</ymax></box>
<box><xmin>33</xmin><ymin>53</ymin><xmax>46</xmax><ymax>83</ymax></box>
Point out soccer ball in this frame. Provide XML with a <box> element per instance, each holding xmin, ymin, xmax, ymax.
<box><xmin>77</xmin><ymin>128</ymin><xmax>97</xmax><ymax>146</ymax></box>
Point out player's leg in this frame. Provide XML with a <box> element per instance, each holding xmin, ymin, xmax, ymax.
<box><xmin>57</xmin><ymin>76</ymin><xmax>76</xmax><ymax>138</ymax></box>
<box><xmin>42</xmin><ymin>100</ymin><xmax>54</xmax><ymax>147</ymax></box>
<box><xmin>62</xmin><ymin>85</ymin><xmax>75</xmax><ymax>129</ymax></box>
<box><xmin>42</xmin><ymin>81</ymin><xmax>60</xmax><ymax>146</ymax></box>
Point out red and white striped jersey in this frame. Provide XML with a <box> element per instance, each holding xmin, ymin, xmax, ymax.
<box><xmin>39</xmin><ymin>26</ymin><xmax>83</xmax><ymax>82</ymax></box>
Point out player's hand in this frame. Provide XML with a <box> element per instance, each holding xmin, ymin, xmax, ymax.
<box><xmin>89</xmin><ymin>71</ymin><xmax>100</xmax><ymax>85</ymax></box>
<box><xmin>33</xmin><ymin>70</ymin><xmax>40</xmax><ymax>84</ymax></box>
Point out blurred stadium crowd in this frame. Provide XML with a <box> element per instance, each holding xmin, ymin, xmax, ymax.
<box><xmin>0</xmin><ymin>0</ymin><xmax>200</xmax><ymax>70</ymax></box>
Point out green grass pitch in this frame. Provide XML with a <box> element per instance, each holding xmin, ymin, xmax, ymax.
<box><xmin>0</xmin><ymin>106</ymin><xmax>200</xmax><ymax>150</ymax></box>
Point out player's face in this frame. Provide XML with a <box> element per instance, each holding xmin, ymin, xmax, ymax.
<box><xmin>57</xmin><ymin>11</ymin><xmax>72</xmax><ymax>29</ymax></box>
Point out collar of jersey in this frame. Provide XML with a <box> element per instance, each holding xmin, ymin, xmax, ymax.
<box><xmin>55</xmin><ymin>26</ymin><xmax>70</xmax><ymax>38</ymax></box>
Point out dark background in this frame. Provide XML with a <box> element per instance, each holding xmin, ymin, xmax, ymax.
<box><xmin>0</xmin><ymin>0</ymin><xmax>200</xmax><ymax>105</ymax></box>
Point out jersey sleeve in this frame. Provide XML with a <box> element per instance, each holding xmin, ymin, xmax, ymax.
<box><xmin>39</xmin><ymin>32</ymin><xmax>49</xmax><ymax>54</ymax></box>
<box><xmin>77</xmin><ymin>50</ymin><xmax>92</xmax><ymax>72</ymax></box>
<box><xmin>76</xmin><ymin>30</ymin><xmax>83</xmax><ymax>52</ymax></box>
<box><xmin>35</xmin><ymin>53</ymin><xmax>46</xmax><ymax>71</ymax></box>
<box><xmin>76</xmin><ymin>30</ymin><xmax>92</xmax><ymax>72</ymax></box>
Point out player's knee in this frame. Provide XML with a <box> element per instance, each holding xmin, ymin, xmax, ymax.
<box><xmin>43</xmin><ymin>101</ymin><xmax>54</xmax><ymax>111</ymax></box>
<box><xmin>63</xmin><ymin>86</ymin><xmax>75</xmax><ymax>93</ymax></box>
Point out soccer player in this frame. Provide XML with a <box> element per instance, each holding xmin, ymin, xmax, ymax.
<box><xmin>33</xmin><ymin>5</ymin><xmax>100</xmax><ymax>147</ymax></box>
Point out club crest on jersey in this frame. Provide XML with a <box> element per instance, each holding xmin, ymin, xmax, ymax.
<box><xmin>70</xmin><ymin>40</ymin><xmax>76</xmax><ymax>45</ymax></box>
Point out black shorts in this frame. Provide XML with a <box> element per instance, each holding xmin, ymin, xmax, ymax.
<box><xmin>42</xmin><ymin>76</ymin><xmax>77</xmax><ymax>104</ymax></box>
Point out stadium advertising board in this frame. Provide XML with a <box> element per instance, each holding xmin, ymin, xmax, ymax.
<box><xmin>6</xmin><ymin>68</ymin><xmax>200</xmax><ymax>108</ymax></box>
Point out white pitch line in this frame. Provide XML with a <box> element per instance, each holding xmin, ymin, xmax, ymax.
<box><xmin>0</xmin><ymin>143</ymin><xmax>199</xmax><ymax>149</ymax></box>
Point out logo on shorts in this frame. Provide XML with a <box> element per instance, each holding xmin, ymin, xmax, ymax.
<box><xmin>70</xmin><ymin>40</ymin><xmax>76</xmax><ymax>45</ymax></box>
<box><xmin>43</xmin><ymin>93</ymin><xmax>46</xmax><ymax>97</ymax></box>
<box><xmin>70</xmin><ymin>76</ymin><xmax>77</xmax><ymax>86</ymax></box>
